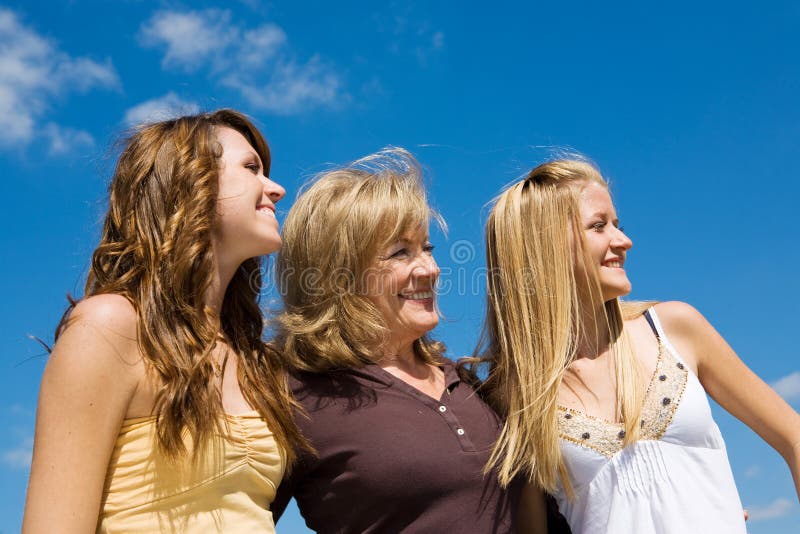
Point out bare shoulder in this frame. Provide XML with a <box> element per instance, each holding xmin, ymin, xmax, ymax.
<box><xmin>652</xmin><ymin>301</ymin><xmax>712</xmax><ymax>340</ymax></box>
<box><xmin>25</xmin><ymin>295</ymin><xmax>146</xmax><ymax>532</ymax></box>
<box><xmin>651</xmin><ymin>301</ymin><xmax>719</xmax><ymax>371</ymax></box>
<box><xmin>67</xmin><ymin>293</ymin><xmax>138</xmax><ymax>334</ymax></box>
<box><xmin>47</xmin><ymin>294</ymin><xmax>144</xmax><ymax>392</ymax></box>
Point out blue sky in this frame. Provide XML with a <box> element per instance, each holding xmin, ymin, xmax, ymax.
<box><xmin>2</xmin><ymin>1</ymin><xmax>799</xmax><ymax>532</ymax></box>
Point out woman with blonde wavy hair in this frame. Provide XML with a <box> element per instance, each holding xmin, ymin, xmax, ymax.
<box><xmin>269</xmin><ymin>148</ymin><xmax>520</xmax><ymax>533</ymax></box>
<box><xmin>472</xmin><ymin>159</ymin><xmax>800</xmax><ymax>533</ymax></box>
<box><xmin>23</xmin><ymin>109</ymin><xmax>305</xmax><ymax>533</ymax></box>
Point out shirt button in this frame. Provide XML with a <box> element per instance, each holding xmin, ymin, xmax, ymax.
<box><xmin>457</xmin><ymin>428</ymin><xmax>465</xmax><ymax>435</ymax></box>
<box><xmin>439</xmin><ymin>405</ymin><xmax>447</xmax><ymax>412</ymax></box>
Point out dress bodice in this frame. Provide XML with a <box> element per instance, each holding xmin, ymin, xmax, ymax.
<box><xmin>553</xmin><ymin>309</ymin><xmax>746</xmax><ymax>534</ymax></box>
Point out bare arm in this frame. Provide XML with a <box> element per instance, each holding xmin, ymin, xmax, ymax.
<box><xmin>656</xmin><ymin>301</ymin><xmax>800</xmax><ymax>501</ymax></box>
<box><xmin>22</xmin><ymin>295</ymin><xmax>143</xmax><ymax>533</ymax></box>
<box><xmin>518</xmin><ymin>482</ymin><xmax>548</xmax><ymax>534</ymax></box>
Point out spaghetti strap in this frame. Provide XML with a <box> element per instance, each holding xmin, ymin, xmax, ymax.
<box><xmin>643</xmin><ymin>308</ymin><xmax>660</xmax><ymax>340</ymax></box>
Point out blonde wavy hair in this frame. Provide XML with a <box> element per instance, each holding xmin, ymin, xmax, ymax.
<box><xmin>469</xmin><ymin>159</ymin><xmax>651</xmax><ymax>494</ymax></box>
<box><xmin>274</xmin><ymin>148</ymin><xmax>446</xmax><ymax>371</ymax></box>
<box><xmin>56</xmin><ymin>109</ymin><xmax>306</xmax><ymax>462</ymax></box>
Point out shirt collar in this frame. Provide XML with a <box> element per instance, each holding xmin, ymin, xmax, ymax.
<box><xmin>346</xmin><ymin>358</ymin><xmax>461</xmax><ymax>389</ymax></box>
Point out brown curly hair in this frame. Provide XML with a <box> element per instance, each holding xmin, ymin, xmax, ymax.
<box><xmin>56</xmin><ymin>109</ymin><xmax>307</xmax><ymax>462</ymax></box>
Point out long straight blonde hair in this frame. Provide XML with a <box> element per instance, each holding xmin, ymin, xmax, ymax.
<box><xmin>472</xmin><ymin>159</ymin><xmax>649</xmax><ymax>494</ymax></box>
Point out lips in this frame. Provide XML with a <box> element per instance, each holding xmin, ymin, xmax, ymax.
<box><xmin>256</xmin><ymin>204</ymin><xmax>276</xmax><ymax>218</ymax></box>
<box><xmin>602</xmin><ymin>258</ymin><xmax>624</xmax><ymax>268</ymax></box>
<box><xmin>399</xmin><ymin>290</ymin><xmax>434</xmax><ymax>300</ymax></box>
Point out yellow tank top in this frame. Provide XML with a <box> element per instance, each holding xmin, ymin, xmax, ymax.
<box><xmin>97</xmin><ymin>411</ymin><xmax>285</xmax><ymax>533</ymax></box>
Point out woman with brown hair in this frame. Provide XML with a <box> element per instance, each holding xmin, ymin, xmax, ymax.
<box><xmin>472</xmin><ymin>158</ymin><xmax>800</xmax><ymax>533</ymax></box>
<box><xmin>22</xmin><ymin>110</ymin><xmax>305</xmax><ymax>533</ymax></box>
<box><xmin>269</xmin><ymin>148</ymin><xmax>520</xmax><ymax>533</ymax></box>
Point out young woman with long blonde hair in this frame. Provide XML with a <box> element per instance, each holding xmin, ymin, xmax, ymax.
<box><xmin>472</xmin><ymin>159</ymin><xmax>800</xmax><ymax>533</ymax></box>
<box><xmin>23</xmin><ymin>110</ymin><xmax>306</xmax><ymax>533</ymax></box>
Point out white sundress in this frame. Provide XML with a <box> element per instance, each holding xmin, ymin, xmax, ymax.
<box><xmin>553</xmin><ymin>308</ymin><xmax>746</xmax><ymax>534</ymax></box>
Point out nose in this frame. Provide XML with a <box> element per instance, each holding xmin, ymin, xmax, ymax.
<box><xmin>262</xmin><ymin>175</ymin><xmax>286</xmax><ymax>203</ymax></box>
<box><xmin>412</xmin><ymin>250</ymin><xmax>440</xmax><ymax>279</ymax></box>
<box><xmin>611</xmin><ymin>226</ymin><xmax>633</xmax><ymax>251</ymax></box>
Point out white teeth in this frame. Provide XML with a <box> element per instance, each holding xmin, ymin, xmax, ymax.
<box><xmin>604</xmin><ymin>261</ymin><xmax>622</xmax><ymax>268</ymax></box>
<box><xmin>401</xmin><ymin>291</ymin><xmax>434</xmax><ymax>300</ymax></box>
<box><xmin>257</xmin><ymin>208</ymin><xmax>275</xmax><ymax>218</ymax></box>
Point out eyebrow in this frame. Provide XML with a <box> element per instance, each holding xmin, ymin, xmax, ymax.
<box><xmin>393</xmin><ymin>236</ymin><xmax>431</xmax><ymax>245</ymax></box>
<box><xmin>586</xmin><ymin>211</ymin><xmax>620</xmax><ymax>224</ymax></box>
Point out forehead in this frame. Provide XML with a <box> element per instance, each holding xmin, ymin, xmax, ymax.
<box><xmin>214</xmin><ymin>126</ymin><xmax>257</xmax><ymax>156</ymax></box>
<box><xmin>578</xmin><ymin>182</ymin><xmax>616</xmax><ymax>217</ymax></box>
<box><xmin>380</xmin><ymin>226</ymin><xmax>429</xmax><ymax>251</ymax></box>
<box><xmin>398</xmin><ymin>226</ymin><xmax>429</xmax><ymax>241</ymax></box>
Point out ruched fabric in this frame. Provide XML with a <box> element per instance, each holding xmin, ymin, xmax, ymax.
<box><xmin>97</xmin><ymin>411</ymin><xmax>284</xmax><ymax>533</ymax></box>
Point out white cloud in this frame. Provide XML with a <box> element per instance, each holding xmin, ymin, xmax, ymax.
<box><xmin>1</xmin><ymin>436</ymin><xmax>32</xmax><ymax>470</ymax></box>
<box><xmin>744</xmin><ymin>465</ymin><xmax>760</xmax><ymax>478</ymax></box>
<box><xmin>771</xmin><ymin>371</ymin><xmax>800</xmax><ymax>401</ymax></box>
<box><xmin>0</xmin><ymin>8</ymin><xmax>119</xmax><ymax>151</ymax></box>
<box><xmin>432</xmin><ymin>31</ymin><xmax>445</xmax><ymax>49</ymax></box>
<box><xmin>373</xmin><ymin>7</ymin><xmax>444</xmax><ymax>65</ymax></box>
<box><xmin>124</xmin><ymin>92</ymin><xmax>200</xmax><ymax>126</ymax></box>
<box><xmin>222</xmin><ymin>57</ymin><xmax>341</xmax><ymax>115</ymax></box>
<box><xmin>240</xmin><ymin>24</ymin><xmax>286</xmax><ymax>66</ymax></box>
<box><xmin>138</xmin><ymin>9</ymin><xmax>341</xmax><ymax>114</ymax></box>
<box><xmin>747</xmin><ymin>497</ymin><xmax>794</xmax><ymax>521</ymax></box>
<box><xmin>138</xmin><ymin>9</ymin><xmax>236</xmax><ymax>72</ymax></box>
<box><xmin>43</xmin><ymin>123</ymin><xmax>95</xmax><ymax>156</ymax></box>
<box><xmin>8</xmin><ymin>404</ymin><xmax>30</xmax><ymax>417</ymax></box>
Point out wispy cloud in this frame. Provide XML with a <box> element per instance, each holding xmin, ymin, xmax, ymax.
<box><xmin>747</xmin><ymin>497</ymin><xmax>794</xmax><ymax>521</ymax></box>
<box><xmin>124</xmin><ymin>92</ymin><xmax>200</xmax><ymax>126</ymax></box>
<box><xmin>43</xmin><ymin>123</ymin><xmax>95</xmax><ymax>156</ymax></box>
<box><xmin>373</xmin><ymin>5</ymin><xmax>445</xmax><ymax>66</ymax></box>
<box><xmin>431</xmin><ymin>31</ymin><xmax>445</xmax><ymax>50</ymax></box>
<box><xmin>138</xmin><ymin>9</ymin><xmax>342</xmax><ymax>114</ymax></box>
<box><xmin>0</xmin><ymin>8</ymin><xmax>119</xmax><ymax>153</ymax></box>
<box><xmin>138</xmin><ymin>9</ymin><xmax>239</xmax><ymax>72</ymax></box>
<box><xmin>1</xmin><ymin>436</ymin><xmax>32</xmax><ymax>470</ymax></box>
<box><xmin>771</xmin><ymin>371</ymin><xmax>800</xmax><ymax>401</ymax></box>
<box><xmin>744</xmin><ymin>465</ymin><xmax>761</xmax><ymax>478</ymax></box>
<box><xmin>221</xmin><ymin>57</ymin><xmax>340</xmax><ymax>113</ymax></box>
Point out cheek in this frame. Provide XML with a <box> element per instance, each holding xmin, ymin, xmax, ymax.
<box><xmin>365</xmin><ymin>269</ymin><xmax>394</xmax><ymax>303</ymax></box>
<box><xmin>584</xmin><ymin>234</ymin><xmax>607</xmax><ymax>260</ymax></box>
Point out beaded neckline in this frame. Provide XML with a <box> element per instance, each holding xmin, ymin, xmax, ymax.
<box><xmin>557</xmin><ymin>341</ymin><xmax>689</xmax><ymax>458</ymax></box>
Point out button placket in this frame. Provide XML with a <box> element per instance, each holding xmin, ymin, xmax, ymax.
<box><xmin>381</xmin><ymin>365</ymin><xmax>477</xmax><ymax>452</ymax></box>
<box><xmin>434</xmin><ymin>396</ymin><xmax>477</xmax><ymax>452</ymax></box>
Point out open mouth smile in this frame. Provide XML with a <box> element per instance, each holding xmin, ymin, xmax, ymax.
<box><xmin>399</xmin><ymin>291</ymin><xmax>434</xmax><ymax>300</ymax></box>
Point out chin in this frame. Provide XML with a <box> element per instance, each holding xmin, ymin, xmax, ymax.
<box><xmin>259</xmin><ymin>236</ymin><xmax>283</xmax><ymax>256</ymax></box>
<box><xmin>608</xmin><ymin>291</ymin><xmax>632</xmax><ymax>302</ymax></box>
<box><xmin>413</xmin><ymin>321</ymin><xmax>439</xmax><ymax>338</ymax></box>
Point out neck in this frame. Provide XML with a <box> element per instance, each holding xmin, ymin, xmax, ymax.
<box><xmin>377</xmin><ymin>341</ymin><xmax>419</xmax><ymax>369</ymax></box>
<box><xmin>204</xmin><ymin>252</ymin><xmax>239</xmax><ymax>320</ymax></box>
<box><xmin>575</xmin><ymin>301</ymin><xmax>613</xmax><ymax>359</ymax></box>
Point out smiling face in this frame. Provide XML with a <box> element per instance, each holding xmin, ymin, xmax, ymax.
<box><xmin>366</xmin><ymin>227</ymin><xmax>440</xmax><ymax>352</ymax></box>
<box><xmin>212</xmin><ymin>126</ymin><xmax>285</xmax><ymax>269</ymax></box>
<box><xmin>578</xmin><ymin>181</ymin><xmax>633</xmax><ymax>302</ymax></box>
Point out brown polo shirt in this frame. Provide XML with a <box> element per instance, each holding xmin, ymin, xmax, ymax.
<box><xmin>272</xmin><ymin>359</ymin><xmax>519</xmax><ymax>533</ymax></box>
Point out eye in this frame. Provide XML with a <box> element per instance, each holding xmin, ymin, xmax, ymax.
<box><xmin>591</xmin><ymin>221</ymin><xmax>606</xmax><ymax>232</ymax></box>
<box><xmin>423</xmin><ymin>243</ymin><xmax>435</xmax><ymax>254</ymax></box>
<box><xmin>245</xmin><ymin>162</ymin><xmax>261</xmax><ymax>174</ymax></box>
<box><xmin>388</xmin><ymin>247</ymin><xmax>409</xmax><ymax>259</ymax></box>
